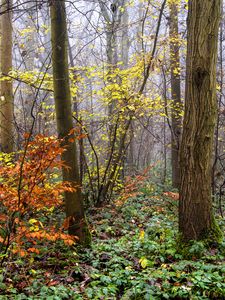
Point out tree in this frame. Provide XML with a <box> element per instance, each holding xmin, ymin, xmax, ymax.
<box><xmin>179</xmin><ymin>0</ymin><xmax>222</xmax><ymax>242</ymax></box>
<box><xmin>98</xmin><ymin>0</ymin><xmax>124</xmax><ymax>144</ymax></box>
<box><xmin>0</xmin><ymin>0</ymin><xmax>14</xmax><ymax>153</ymax></box>
<box><xmin>21</xmin><ymin>1</ymin><xmax>37</xmax><ymax>133</ymax></box>
<box><xmin>50</xmin><ymin>0</ymin><xmax>90</xmax><ymax>245</ymax></box>
<box><xmin>121</xmin><ymin>0</ymin><xmax>129</xmax><ymax>67</ymax></box>
<box><xmin>169</xmin><ymin>0</ymin><xmax>182</xmax><ymax>189</ymax></box>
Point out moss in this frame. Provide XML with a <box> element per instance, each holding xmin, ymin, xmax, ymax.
<box><xmin>81</xmin><ymin>217</ymin><xmax>92</xmax><ymax>248</ymax></box>
<box><xmin>177</xmin><ymin>217</ymin><xmax>223</xmax><ymax>259</ymax></box>
<box><xmin>203</xmin><ymin>216</ymin><xmax>223</xmax><ymax>245</ymax></box>
<box><xmin>68</xmin><ymin>214</ymin><xmax>92</xmax><ymax>247</ymax></box>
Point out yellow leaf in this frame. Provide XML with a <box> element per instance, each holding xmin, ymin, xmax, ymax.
<box><xmin>28</xmin><ymin>219</ymin><xmax>38</xmax><ymax>225</ymax></box>
<box><xmin>29</xmin><ymin>225</ymin><xmax>39</xmax><ymax>232</ymax></box>
<box><xmin>139</xmin><ymin>257</ymin><xmax>148</xmax><ymax>269</ymax></box>
<box><xmin>139</xmin><ymin>230</ymin><xmax>145</xmax><ymax>240</ymax></box>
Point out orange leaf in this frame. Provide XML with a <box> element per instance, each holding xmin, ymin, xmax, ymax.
<box><xmin>48</xmin><ymin>280</ymin><xmax>60</xmax><ymax>286</ymax></box>
<box><xmin>68</xmin><ymin>128</ymin><xmax>75</xmax><ymax>135</ymax></box>
<box><xmin>76</xmin><ymin>134</ymin><xmax>87</xmax><ymax>140</ymax></box>
<box><xmin>163</xmin><ymin>192</ymin><xmax>179</xmax><ymax>200</ymax></box>
<box><xmin>19</xmin><ymin>249</ymin><xmax>27</xmax><ymax>257</ymax></box>
<box><xmin>27</xmin><ymin>247</ymin><xmax>40</xmax><ymax>254</ymax></box>
<box><xmin>63</xmin><ymin>217</ymin><xmax>70</xmax><ymax>230</ymax></box>
<box><xmin>68</xmin><ymin>138</ymin><xmax>75</xmax><ymax>143</ymax></box>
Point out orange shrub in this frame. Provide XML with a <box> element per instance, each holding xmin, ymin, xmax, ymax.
<box><xmin>0</xmin><ymin>135</ymin><xmax>77</xmax><ymax>257</ymax></box>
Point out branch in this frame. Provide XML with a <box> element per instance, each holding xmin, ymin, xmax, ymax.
<box><xmin>98</xmin><ymin>0</ymin><xmax>111</xmax><ymax>23</ymax></box>
<box><xmin>139</xmin><ymin>0</ymin><xmax>167</xmax><ymax>94</ymax></box>
<box><xmin>0</xmin><ymin>72</ymin><xmax>53</xmax><ymax>93</ymax></box>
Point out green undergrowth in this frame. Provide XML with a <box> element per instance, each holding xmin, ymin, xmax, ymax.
<box><xmin>0</xmin><ymin>187</ymin><xmax>225</xmax><ymax>299</ymax></box>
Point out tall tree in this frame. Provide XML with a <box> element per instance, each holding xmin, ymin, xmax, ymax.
<box><xmin>0</xmin><ymin>0</ymin><xmax>14</xmax><ymax>153</ymax></box>
<box><xmin>120</xmin><ymin>1</ymin><xmax>135</xmax><ymax>174</ymax></box>
<box><xmin>179</xmin><ymin>0</ymin><xmax>222</xmax><ymax>242</ymax></box>
<box><xmin>50</xmin><ymin>0</ymin><xmax>90</xmax><ymax>245</ymax></box>
<box><xmin>121</xmin><ymin>1</ymin><xmax>129</xmax><ymax>67</ymax></box>
<box><xmin>169</xmin><ymin>0</ymin><xmax>182</xmax><ymax>189</ymax></box>
<box><xmin>99</xmin><ymin>0</ymin><xmax>123</xmax><ymax>144</ymax></box>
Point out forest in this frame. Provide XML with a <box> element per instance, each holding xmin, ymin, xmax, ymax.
<box><xmin>0</xmin><ymin>0</ymin><xmax>225</xmax><ymax>299</ymax></box>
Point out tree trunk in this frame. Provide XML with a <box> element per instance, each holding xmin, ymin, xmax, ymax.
<box><xmin>121</xmin><ymin>2</ymin><xmax>135</xmax><ymax>175</ymax></box>
<box><xmin>22</xmin><ymin>2</ymin><xmax>37</xmax><ymax>133</ymax></box>
<box><xmin>169</xmin><ymin>1</ymin><xmax>182</xmax><ymax>189</ymax></box>
<box><xmin>105</xmin><ymin>12</ymin><xmax>118</xmax><ymax>147</ymax></box>
<box><xmin>0</xmin><ymin>0</ymin><xmax>14</xmax><ymax>153</ymax></box>
<box><xmin>179</xmin><ymin>0</ymin><xmax>222</xmax><ymax>242</ymax></box>
<box><xmin>50</xmin><ymin>0</ymin><xmax>91</xmax><ymax>245</ymax></box>
<box><xmin>121</xmin><ymin>3</ymin><xmax>129</xmax><ymax>67</ymax></box>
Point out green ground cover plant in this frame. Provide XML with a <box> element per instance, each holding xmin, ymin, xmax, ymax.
<box><xmin>0</xmin><ymin>182</ymin><xmax>224</xmax><ymax>299</ymax></box>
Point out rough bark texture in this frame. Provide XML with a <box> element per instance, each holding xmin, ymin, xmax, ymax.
<box><xmin>50</xmin><ymin>0</ymin><xmax>91</xmax><ymax>245</ymax></box>
<box><xmin>179</xmin><ymin>0</ymin><xmax>222</xmax><ymax>242</ymax></box>
<box><xmin>169</xmin><ymin>1</ymin><xmax>182</xmax><ymax>189</ymax></box>
<box><xmin>0</xmin><ymin>0</ymin><xmax>14</xmax><ymax>153</ymax></box>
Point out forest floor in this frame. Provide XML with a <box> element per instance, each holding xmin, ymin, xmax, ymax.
<box><xmin>0</xmin><ymin>186</ymin><xmax>225</xmax><ymax>299</ymax></box>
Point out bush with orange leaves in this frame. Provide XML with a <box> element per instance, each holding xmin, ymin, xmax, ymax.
<box><xmin>115</xmin><ymin>166</ymin><xmax>154</xmax><ymax>206</ymax></box>
<box><xmin>0</xmin><ymin>135</ymin><xmax>76</xmax><ymax>259</ymax></box>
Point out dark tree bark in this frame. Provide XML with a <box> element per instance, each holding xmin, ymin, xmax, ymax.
<box><xmin>179</xmin><ymin>0</ymin><xmax>222</xmax><ymax>242</ymax></box>
<box><xmin>50</xmin><ymin>0</ymin><xmax>91</xmax><ymax>245</ymax></box>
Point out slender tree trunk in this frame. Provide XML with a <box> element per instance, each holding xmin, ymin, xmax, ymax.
<box><xmin>121</xmin><ymin>3</ymin><xmax>129</xmax><ymax>67</ymax></box>
<box><xmin>169</xmin><ymin>1</ymin><xmax>182</xmax><ymax>189</ymax></box>
<box><xmin>179</xmin><ymin>0</ymin><xmax>222</xmax><ymax>242</ymax></box>
<box><xmin>68</xmin><ymin>41</ymin><xmax>85</xmax><ymax>184</ymax></box>
<box><xmin>162</xmin><ymin>115</ymin><xmax>167</xmax><ymax>184</ymax></box>
<box><xmin>0</xmin><ymin>0</ymin><xmax>14</xmax><ymax>153</ymax></box>
<box><xmin>212</xmin><ymin>8</ymin><xmax>224</xmax><ymax>197</ymax></box>
<box><xmin>121</xmin><ymin>2</ymin><xmax>135</xmax><ymax>175</ymax></box>
<box><xmin>106</xmin><ymin>17</ymin><xmax>118</xmax><ymax>147</ymax></box>
<box><xmin>50</xmin><ymin>0</ymin><xmax>90</xmax><ymax>245</ymax></box>
<box><xmin>22</xmin><ymin>2</ymin><xmax>37</xmax><ymax>133</ymax></box>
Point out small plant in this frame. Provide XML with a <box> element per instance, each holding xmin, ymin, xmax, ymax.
<box><xmin>0</xmin><ymin>134</ymin><xmax>76</xmax><ymax>260</ymax></box>
<box><xmin>188</xmin><ymin>241</ymin><xmax>206</xmax><ymax>257</ymax></box>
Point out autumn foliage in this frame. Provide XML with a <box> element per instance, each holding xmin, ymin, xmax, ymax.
<box><xmin>115</xmin><ymin>166</ymin><xmax>153</xmax><ymax>206</ymax></box>
<box><xmin>0</xmin><ymin>135</ymin><xmax>77</xmax><ymax>258</ymax></box>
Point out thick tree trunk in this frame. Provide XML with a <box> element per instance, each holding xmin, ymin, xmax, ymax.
<box><xmin>0</xmin><ymin>0</ymin><xmax>14</xmax><ymax>153</ymax></box>
<box><xmin>50</xmin><ymin>0</ymin><xmax>90</xmax><ymax>245</ymax></box>
<box><xmin>169</xmin><ymin>1</ymin><xmax>182</xmax><ymax>189</ymax></box>
<box><xmin>179</xmin><ymin>0</ymin><xmax>222</xmax><ymax>242</ymax></box>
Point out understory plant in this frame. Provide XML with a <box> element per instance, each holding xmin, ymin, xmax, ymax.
<box><xmin>0</xmin><ymin>134</ymin><xmax>76</xmax><ymax>261</ymax></box>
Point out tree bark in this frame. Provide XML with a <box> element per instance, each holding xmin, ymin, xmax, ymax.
<box><xmin>169</xmin><ymin>1</ymin><xmax>182</xmax><ymax>189</ymax></box>
<box><xmin>121</xmin><ymin>2</ymin><xmax>129</xmax><ymax>67</ymax></box>
<box><xmin>50</xmin><ymin>0</ymin><xmax>91</xmax><ymax>245</ymax></box>
<box><xmin>179</xmin><ymin>0</ymin><xmax>222</xmax><ymax>242</ymax></box>
<box><xmin>0</xmin><ymin>0</ymin><xmax>14</xmax><ymax>153</ymax></box>
<box><xmin>22</xmin><ymin>2</ymin><xmax>37</xmax><ymax>133</ymax></box>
